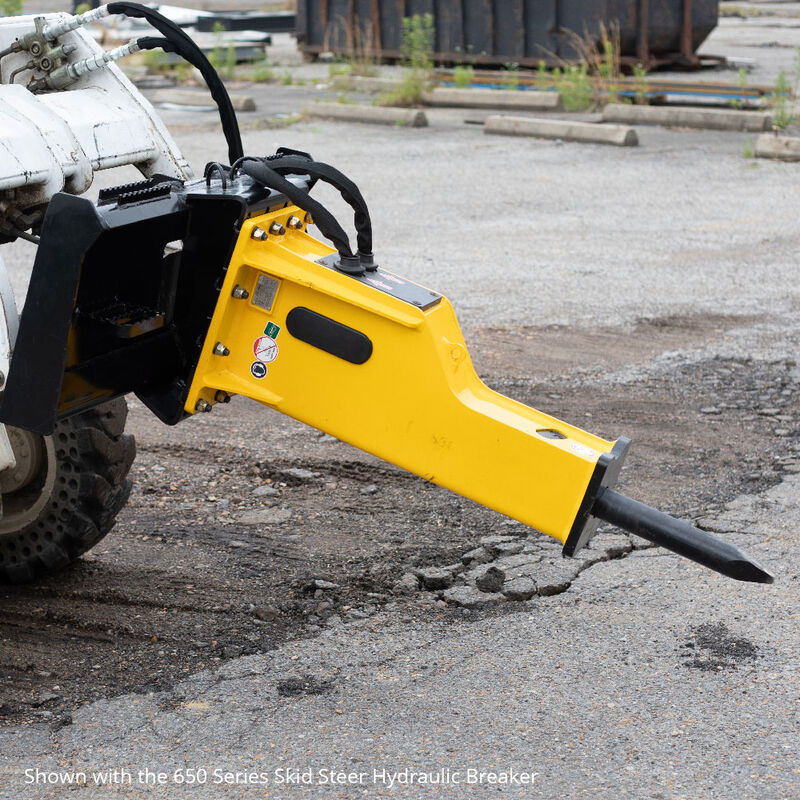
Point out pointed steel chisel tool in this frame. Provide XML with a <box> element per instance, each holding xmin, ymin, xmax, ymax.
<box><xmin>592</xmin><ymin>488</ymin><xmax>775</xmax><ymax>584</ymax></box>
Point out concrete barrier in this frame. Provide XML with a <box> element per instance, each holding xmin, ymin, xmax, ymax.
<box><xmin>152</xmin><ymin>88</ymin><xmax>256</xmax><ymax>112</ymax></box>
<box><xmin>484</xmin><ymin>115</ymin><xmax>638</xmax><ymax>146</ymax></box>
<box><xmin>306</xmin><ymin>102</ymin><xmax>428</xmax><ymax>127</ymax></box>
<box><xmin>330</xmin><ymin>75</ymin><xmax>400</xmax><ymax>93</ymax></box>
<box><xmin>602</xmin><ymin>103</ymin><xmax>771</xmax><ymax>132</ymax></box>
<box><xmin>755</xmin><ymin>133</ymin><xmax>800</xmax><ymax>161</ymax></box>
<box><xmin>421</xmin><ymin>87</ymin><xmax>562</xmax><ymax>111</ymax></box>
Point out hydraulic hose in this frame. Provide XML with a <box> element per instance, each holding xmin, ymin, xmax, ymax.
<box><xmin>261</xmin><ymin>154</ymin><xmax>374</xmax><ymax>261</ymax></box>
<box><xmin>240</xmin><ymin>160</ymin><xmax>359</xmax><ymax>268</ymax></box>
<box><xmin>107</xmin><ymin>2</ymin><xmax>243</xmax><ymax>163</ymax></box>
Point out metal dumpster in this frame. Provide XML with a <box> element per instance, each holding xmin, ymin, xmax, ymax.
<box><xmin>295</xmin><ymin>0</ymin><xmax>720</xmax><ymax>68</ymax></box>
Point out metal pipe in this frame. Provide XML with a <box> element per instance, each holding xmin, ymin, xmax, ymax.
<box><xmin>637</xmin><ymin>0</ymin><xmax>650</xmax><ymax>67</ymax></box>
<box><xmin>592</xmin><ymin>488</ymin><xmax>774</xmax><ymax>584</ymax></box>
<box><xmin>682</xmin><ymin>0</ymin><xmax>695</xmax><ymax>61</ymax></box>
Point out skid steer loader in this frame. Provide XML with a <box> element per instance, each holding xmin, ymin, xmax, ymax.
<box><xmin>0</xmin><ymin>5</ymin><xmax>773</xmax><ymax>586</ymax></box>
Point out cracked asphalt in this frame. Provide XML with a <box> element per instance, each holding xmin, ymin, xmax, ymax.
<box><xmin>1</xmin><ymin>9</ymin><xmax>800</xmax><ymax>800</ymax></box>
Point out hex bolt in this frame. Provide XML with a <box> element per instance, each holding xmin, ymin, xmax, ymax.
<box><xmin>269</xmin><ymin>221</ymin><xmax>286</xmax><ymax>236</ymax></box>
<box><xmin>195</xmin><ymin>399</ymin><xmax>212</xmax><ymax>413</ymax></box>
<box><xmin>213</xmin><ymin>342</ymin><xmax>230</xmax><ymax>357</ymax></box>
<box><xmin>231</xmin><ymin>284</ymin><xmax>249</xmax><ymax>299</ymax></box>
<box><xmin>287</xmin><ymin>215</ymin><xmax>303</xmax><ymax>230</ymax></box>
<box><xmin>215</xmin><ymin>390</ymin><xmax>231</xmax><ymax>403</ymax></box>
<box><xmin>304</xmin><ymin>212</ymin><xmax>314</xmax><ymax>225</ymax></box>
<box><xmin>251</xmin><ymin>226</ymin><xmax>268</xmax><ymax>241</ymax></box>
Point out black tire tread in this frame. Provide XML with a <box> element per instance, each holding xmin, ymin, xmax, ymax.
<box><xmin>0</xmin><ymin>398</ymin><xmax>135</xmax><ymax>584</ymax></box>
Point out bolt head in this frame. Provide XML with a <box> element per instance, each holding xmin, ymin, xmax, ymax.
<box><xmin>287</xmin><ymin>216</ymin><xmax>303</xmax><ymax>230</ymax></box>
<box><xmin>251</xmin><ymin>226</ymin><xmax>268</xmax><ymax>241</ymax></box>
<box><xmin>232</xmin><ymin>285</ymin><xmax>249</xmax><ymax>299</ymax></box>
<box><xmin>269</xmin><ymin>222</ymin><xmax>286</xmax><ymax>235</ymax></box>
<box><xmin>195</xmin><ymin>399</ymin><xmax>212</xmax><ymax>413</ymax></box>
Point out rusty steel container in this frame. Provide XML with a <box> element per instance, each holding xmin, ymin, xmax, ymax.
<box><xmin>295</xmin><ymin>0</ymin><xmax>719</xmax><ymax>68</ymax></box>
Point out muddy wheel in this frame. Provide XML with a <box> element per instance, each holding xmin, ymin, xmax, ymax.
<box><xmin>0</xmin><ymin>398</ymin><xmax>135</xmax><ymax>583</ymax></box>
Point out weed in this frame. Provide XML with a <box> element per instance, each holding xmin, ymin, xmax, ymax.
<box><xmin>207</xmin><ymin>22</ymin><xmax>237</xmax><ymax>79</ymax></box>
<box><xmin>535</xmin><ymin>60</ymin><xmax>549</xmax><ymax>90</ymax></box>
<box><xmin>380</xmin><ymin>13</ymin><xmax>434</xmax><ymax>107</ymax></box>
<box><xmin>143</xmin><ymin>48</ymin><xmax>170</xmax><ymax>74</ymax></box>
<box><xmin>632</xmin><ymin>63</ymin><xmax>648</xmax><ymax>105</ymax></box>
<box><xmin>328</xmin><ymin>61</ymin><xmax>352</xmax><ymax>78</ymax></box>
<box><xmin>402</xmin><ymin>13</ymin><xmax>434</xmax><ymax>74</ymax></box>
<box><xmin>558</xmin><ymin>64</ymin><xmax>593</xmax><ymax>111</ymax></box>
<box><xmin>742</xmin><ymin>133</ymin><xmax>754</xmax><ymax>158</ymax></box>
<box><xmin>175</xmin><ymin>61</ymin><xmax>191</xmax><ymax>83</ymax></box>
<box><xmin>532</xmin><ymin>24</ymin><xmax>621</xmax><ymax>108</ymax></box>
<box><xmin>281</xmin><ymin>71</ymin><xmax>294</xmax><ymax>85</ymax></box>
<box><xmin>730</xmin><ymin>67</ymin><xmax>748</xmax><ymax>109</ymax></box>
<box><xmin>598</xmin><ymin>26</ymin><xmax>622</xmax><ymax>103</ymax></box>
<box><xmin>770</xmin><ymin>70</ymin><xmax>793</xmax><ymax>129</ymax></box>
<box><xmin>251</xmin><ymin>61</ymin><xmax>275</xmax><ymax>83</ymax></box>
<box><xmin>347</xmin><ymin>21</ymin><xmax>380</xmax><ymax>78</ymax></box>
<box><xmin>503</xmin><ymin>62</ymin><xmax>519</xmax><ymax>91</ymax></box>
<box><xmin>224</xmin><ymin>44</ymin><xmax>237</xmax><ymax>79</ymax></box>
<box><xmin>454</xmin><ymin>64</ymin><xmax>474</xmax><ymax>89</ymax></box>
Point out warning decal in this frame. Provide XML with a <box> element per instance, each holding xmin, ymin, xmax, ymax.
<box><xmin>253</xmin><ymin>335</ymin><xmax>278</xmax><ymax>363</ymax></box>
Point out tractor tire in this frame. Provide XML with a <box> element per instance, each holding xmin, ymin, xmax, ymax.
<box><xmin>0</xmin><ymin>398</ymin><xmax>135</xmax><ymax>583</ymax></box>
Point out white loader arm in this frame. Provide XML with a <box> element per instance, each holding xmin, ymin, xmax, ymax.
<box><xmin>0</xmin><ymin>11</ymin><xmax>192</xmax><ymax>477</ymax></box>
<box><xmin>0</xmin><ymin>11</ymin><xmax>191</xmax><ymax>223</ymax></box>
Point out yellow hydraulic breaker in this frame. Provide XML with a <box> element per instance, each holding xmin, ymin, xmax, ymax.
<box><xmin>0</xmin><ymin>156</ymin><xmax>773</xmax><ymax>585</ymax></box>
<box><xmin>187</xmin><ymin>208</ymin><xmax>616</xmax><ymax>549</ymax></box>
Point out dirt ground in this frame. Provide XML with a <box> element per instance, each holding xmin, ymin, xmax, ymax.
<box><xmin>0</xmin><ymin>311</ymin><xmax>796</xmax><ymax>726</ymax></box>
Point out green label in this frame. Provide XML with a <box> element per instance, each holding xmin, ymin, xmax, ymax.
<box><xmin>264</xmin><ymin>322</ymin><xmax>280</xmax><ymax>339</ymax></box>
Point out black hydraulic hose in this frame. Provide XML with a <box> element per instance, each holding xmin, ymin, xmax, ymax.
<box><xmin>106</xmin><ymin>1</ymin><xmax>243</xmax><ymax>163</ymax></box>
<box><xmin>240</xmin><ymin>160</ymin><xmax>356</xmax><ymax>261</ymax></box>
<box><xmin>262</xmin><ymin>154</ymin><xmax>374</xmax><ymax>259</ymax></box>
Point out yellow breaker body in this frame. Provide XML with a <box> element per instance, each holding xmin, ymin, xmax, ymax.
<box><xmin>186</xmin><ymin>206</ymin><xmax>620</xmax><ymax>545</ymax></box>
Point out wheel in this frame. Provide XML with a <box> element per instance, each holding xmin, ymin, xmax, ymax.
<box><xmin>0</xmin><ymin>398</ymin><xmax>135</xmax><ymax>583</ymax></box>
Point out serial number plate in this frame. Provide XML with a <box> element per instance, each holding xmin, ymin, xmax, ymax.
<box><xmin>251</xmin><ymin>274</ymin><xmax>279</xmax><ymax>312</ymax></box>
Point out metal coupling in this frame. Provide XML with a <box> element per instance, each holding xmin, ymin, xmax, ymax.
<box><xmin>269</xmin><ymin>222</ymin><xmax>286</xmax><ymax>236</ymax></box>
<box><xmin>213</xmin><ymin>342</ymin><xmax>230</xmax><ymax>356</ymax></box>
<box><xmin>215</xmin><ymin>391</ymin><xmax>231</xmax><ymax>404</ymax></box>
<box><xmin>287</xmin><ymin>216</ymin><xmax>303</xmax><ymax>230</ymax></box>
<box><xmin>41</xmin><ymin>5</ymin><xmax>111</xmax><ymax>41</ymax></box>
<box><xmin>251</xmin><ymin>227</ymin><xmax>268</xmax><ymax>241</ymax></box>
<box><xmin>232</xmin><ymin>285</ymin><xmax>250</xmax><ymax>299</ymax></box>
<box><xmin>29</xmin><ymin>39</ymin><xmax>141</xmax><ymax>91</ymax></box>
<box><xmin>195</xmin><ymin>399</ymin><xmax>212</xmax><ymax>413</ymax></box>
